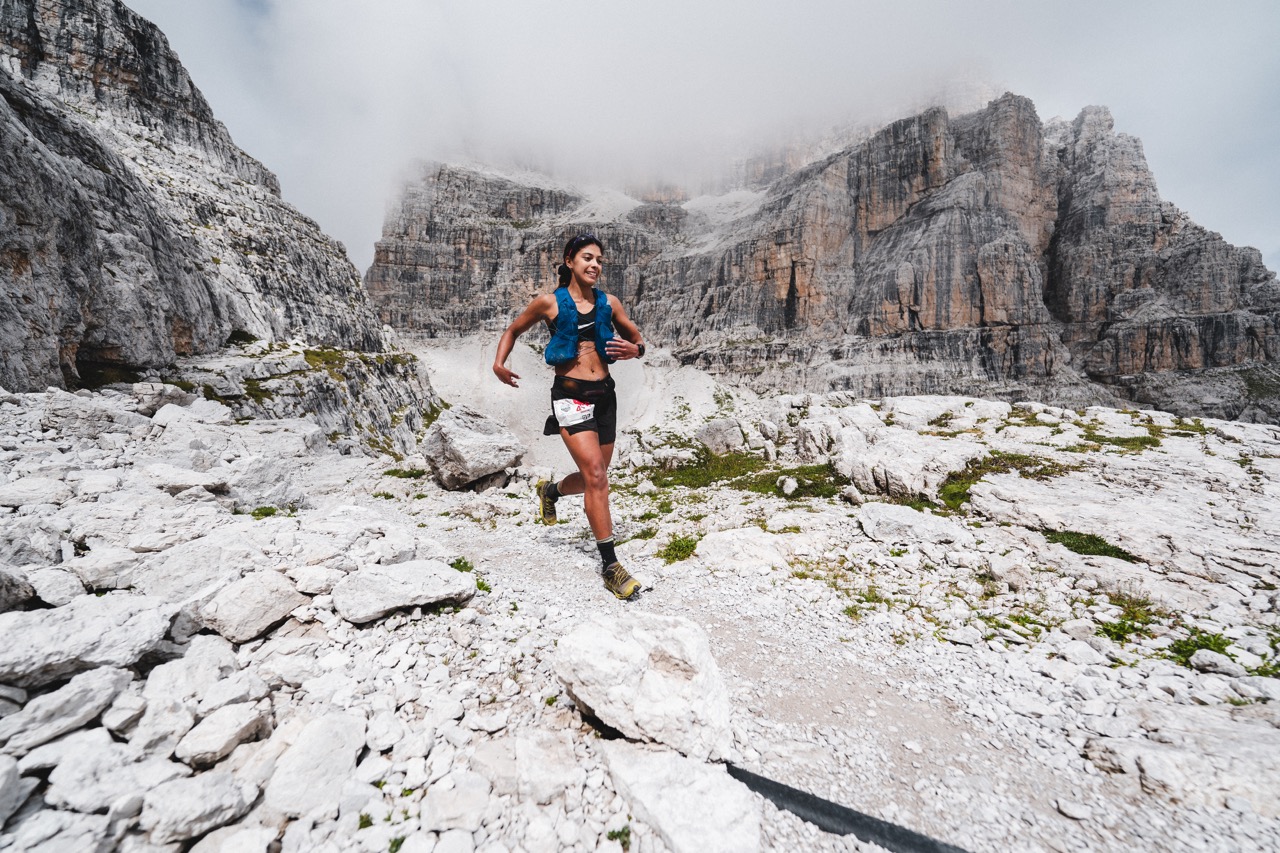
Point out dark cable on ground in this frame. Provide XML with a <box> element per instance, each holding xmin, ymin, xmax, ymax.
<box><xmin>726</xmin><ymin>763</ymin><xmax>973</xmax><ymax>853</ymax></box>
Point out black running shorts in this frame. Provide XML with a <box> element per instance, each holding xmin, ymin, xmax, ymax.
<box><xmin>544</xmin><ymin>375</ymin><xmax>617</xmax><ymax>445</ymax></box>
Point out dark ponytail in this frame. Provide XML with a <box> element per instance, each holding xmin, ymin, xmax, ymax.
<box><xmin>557</xmin><ymin>263</ymin><xmax>571</xmax><ymax>287</ymax></box>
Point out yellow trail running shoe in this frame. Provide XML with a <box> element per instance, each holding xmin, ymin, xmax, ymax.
<box><xmin>602</xmin><ymin>562</ymin><xmax>641</xmax><ymax>600</ymax></box>
<box><xmin>535</xmin><ymin>479</ymin><xmax>557</xmax><ymax>525</ymax></box>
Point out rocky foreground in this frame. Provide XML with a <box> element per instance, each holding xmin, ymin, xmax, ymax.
<box><xmin>1</xmin><ymin>366</ymin><xmax>1279</xmax><ymax>852</ymax></box>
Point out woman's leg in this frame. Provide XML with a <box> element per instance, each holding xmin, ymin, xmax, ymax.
<box><xmin>556</xmin><ymin>430</ymin><xmax>615</xmax><ymax>540</ymax></box>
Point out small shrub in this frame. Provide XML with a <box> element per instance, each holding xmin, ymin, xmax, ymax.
<box><xmin>657</xmin><ymin>534</ymin><xmax>700</xmax><ymax>564</ymax></box>
<box><xmin>476</xmin><ymin>576</ymin><xmax>491</xmax><ymax>593</ymax></box>
<box><xmin>384</xmin><ymin>468</ymin><xmax>427</xmax><ymax>479</ymax></box>
<box><xmin>545</xmin><ymin>695</ymin><xmax>557</xmax><ymax>706</ymax></box>
<box><xmin>450</xmin><ymin>557</ymin><xmax>474</xmax><ymax>572</ymax></box>
<box><xmin>250</xmin><ymin>506</ymin><xmax>277</xmax><ymax>520</ymax></box>
<box><xmin>607</xmin><ymin>826</ymin><xmax>632</xmax><ymax>851</ymax></box>
<box><xmin>1167</xmin><ymin>628</ymin><xmax>1232</xmax><ymax>667</ymax></box>
<box><xmin>358</xmin><ymin>814</ymin><xmax>373</xmax><ymax>829</ymax></box>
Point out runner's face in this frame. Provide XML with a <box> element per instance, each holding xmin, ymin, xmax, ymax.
<box><xmin>566</xmin><ymin>244</ymin><xmax>604</xmax><ymax>287</ymax></box>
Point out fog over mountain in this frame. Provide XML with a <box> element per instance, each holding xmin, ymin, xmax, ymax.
<box><xmin>129</xmin><ymin>0</ymin><xmax>1280</xmax><ymax>272</ymax></box>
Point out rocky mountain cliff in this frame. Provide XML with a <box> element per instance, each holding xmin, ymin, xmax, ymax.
<box><xmin>0</xmin><ymin>0</ymin><xmax>439</xmax><ymax>453</ymax></box>
<box><xmin>367</xmin><ymin>96</ymin><xmax>1280</xmax><ymax>422</ymax></box>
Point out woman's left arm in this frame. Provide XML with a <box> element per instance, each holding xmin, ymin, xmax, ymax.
<box><xmin>605</xmin><ymin>295</ymin><xmax>646</xmax><ymax>360</ymax></box>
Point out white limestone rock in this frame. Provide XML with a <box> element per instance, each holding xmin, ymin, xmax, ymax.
<box><xmin>696</xmin><ymin>418</ymin><xmax>745</xmax><ymax>456</ymax></box>
<box><xmin>175</xmin><ymin>701</ymin><xmax>271</xmax><ymax>767</ymax></box>
<box><xmin>25</xmin><ymin>567</ymin><xmax>87</xmax><ymax>606</ymax></box>
<box><xmin>139</xmin><ymin>463</ymin><xmax>228</xmax><ymax>496</ymax></box>
<box><xmin>419</xmin><ymin>770</ymin><xmax>492</xmax><ymax>833</ymax></box>
<box><xmin>858</xmin><ymin>502</ymin><xmax>974</xmax><ymax>547</ymax></box>
<box><xmin>0</xmin><ymin>566</ymin><xmax>34</xmax><ymax>612</ymax></box>
<box><xmin>0</xmin><ymin>666</ymin><xmax>132</xmax><ymax>755</ymax></box>
<box><xmin>0</xmin><ymin>593</ymin><xmax>175</xmax><ymax>687</ymax></box>
<box><xmin>601</xmin><ymin>741</ymin><xmax>760</xmax><ymax>853</ymax></box>
<box><xmin>331</xmin><ymin>560</ymin><xmax>475</xmax><ymax>625</ymax></box>
<box><xmin>201</xmin><ymin>571</ymin><xmax>307</xmax><ymax>643</ymax></box>
<box><xmin>0</xmin><ymin>476</ymin><xmax>74</xmax><ymax>507</ymax></box>
<box><xmin>139</xmin><ymin>770</ymin><xmax>251</xmax><ymax>843</ymax></box>
<box><xmin>423</xmin><ymin>405</ymin><xmax>525</xmax><ymax>490</ymax></box>
<box><xmin>694</xmin><ymin>528</ymin><xmax>791</xmax><ymax>575</ymax></box>
<box><xmin>555</xmin><ymin>613</ymin><xmax>732</xmax><ymax>761</ymax></box>
<box><xmin>0</xmin><ymin>755</ymin><xmax>36</xmax><ymax>826</ymax></box>
<box><xmin>264</xmin><ymin>713</ymin><xmax>366</xmax><ymax>818</ymax></box>
<box><xmin>470</xmin><ymin>730</ymin><xmax>585</xmax><ymax>804</ymax></box>
<box><xmin>1189</xmin><ymin>649</ymin><xmax>1247</xmax><ymax>678</ymax></box>
<box><xmin>45</xmin><ymin>729</ymin><xmax>191</xmax><ymax>813</ymax></box>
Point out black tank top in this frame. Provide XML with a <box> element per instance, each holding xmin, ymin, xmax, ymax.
<box><xmin>576</xmin><ymin>304</ymin><xmax>597</xmax><ymax>344</ymax></box>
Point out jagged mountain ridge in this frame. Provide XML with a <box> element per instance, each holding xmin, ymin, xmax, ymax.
<box><xmin>366</xmin><ymin>95</ymin><xmax>1280</xmax><ymax>422</ymax></box>
<box><xmin>0</xmin><ymin>0</ymin><xmax>391</xmax><ymax>390</ymax></box>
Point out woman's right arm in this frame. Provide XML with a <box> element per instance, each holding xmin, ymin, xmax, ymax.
<box><xmin>493</xmin><ymin>294</ymin><xmax>555</xmax><ymax>387</ymax></box>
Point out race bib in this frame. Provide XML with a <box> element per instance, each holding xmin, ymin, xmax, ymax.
<box><xmin>553</xmin><ymin>398</ymin><xmax>595</xmax><ymax>427</ymax></box>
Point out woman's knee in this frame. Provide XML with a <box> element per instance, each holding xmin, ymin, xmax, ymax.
<box><xmin>580</xmin><ymin>464</ymin><xmax>609</xmax><ymax>491</ymax></box>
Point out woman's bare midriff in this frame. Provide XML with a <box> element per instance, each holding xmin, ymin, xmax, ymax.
<box><xmin>555</xmin><ymin>341</ymin><xmax>609</xmax><ymax>381</ymax></box>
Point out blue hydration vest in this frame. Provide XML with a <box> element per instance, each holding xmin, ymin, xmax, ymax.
<box><xmin>545</xmin><ymin>287</ymin><xmax>616</xmax><ymax>366</ymax></box>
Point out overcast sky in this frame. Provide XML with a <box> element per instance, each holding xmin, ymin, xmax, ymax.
<box><xmin>128</xmin><ymin>0</ymin><xmax>1279</xmax><ymax>274</ymax></box>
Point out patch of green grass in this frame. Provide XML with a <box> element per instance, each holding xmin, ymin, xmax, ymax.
<box><xmin>629</xmin><ymin>527</ymin><xmax>657</xmax><ymax>541</ymax></box>
<box><xmin>1097</xmin><ymin>590</ymin><xmax>1167</xmax><ymax>643</ymax></box>
<box><xmin>250</xmin><ymin>506</ymin><xmax>277</xmax><ymax>520</ymax></box>
<box><xmin>638</xmin><ymin>510</ymin><xmax>660</xmax><ymax>521</ymax></box>
<box><xmin>450</xmin><ymin>557</ymin><xmax>474</xmax><ymax>572</ymax></box>
<box><xmin>358</xmin><ymin>814</ymin><xmax>373</xmax><ymax>830</ymax></box>
<box><xmin>1082</xmin><ymin>426</ymin><xmax>1161</xmax><ymax>451</ymax></box>
<box><xmin>384</xmin><ymin>468</ymin><xmax>427</xmax><ymax>479</ymax></box>
<box><xmin>476</xmin><ymin>576</ymin><xmax>491</xmax><ymax>593</ymax></box>
<box><xmin>545</xmin><ymin>695</ymin><xmax>557</xmax><ymax>706</ymax></box>
<box><xmin>1166</xmin><ymin>627</ymin><xmax>1232</xmax><ymax>668</ymax></box>
<box><xmin>938</xmin><ymin>452</ymin><xmax>1078</xmax><ymax>511</ymax></box>
<box><xmin>389</xmin><ymin>837</ymin><xmax>405</xmax><ymax>853</ymax></box>
<box><xmin>372</xmin><ymin>491</ymin><xmax>396</xmax><ymax>500</ymax></box>
<box><xmin>653</xmin><ymin>450</ymin><xmax>767</xmax><ymax>489</ymax></box>
<box><xmin>1042</xmin><ymin>529</ymin><xmax>1140</xmax><ymax>563</ymax></box>
<box><xmin>657</xmin><ymin>534</ymin><xmax>701</xmax><ymax>564</ymax></box>
<box><xmin>740</xmin><ymin>463</ymin><xmax>843</xmax><ymax>499</ymax></box>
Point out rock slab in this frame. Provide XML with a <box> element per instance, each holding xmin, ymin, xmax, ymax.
<box><xmin>332</xmin><ymin>560</ymin><xmax>476</xmax><ymax>624</ymax></box>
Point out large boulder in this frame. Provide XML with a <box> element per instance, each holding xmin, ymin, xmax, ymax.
<box><xmin>0</xmin><ymin>593</ymin><xmax>175</xmax><ymax>687</ymax></box>
<box><xmin>331</xmin><ymin>561</ymin><xmax>476</xmax><ymax>624</ymax></box>
<box><xmin>264</xmin><ymin>713</ymin><xmax>366</xmax><ymax>818</ymax></box>
<box><xmin>200</xmin><ymin>571</ymin><xmax>307</xmax><ymax>643</ymax></box>
<box><xmin>0</xmin><ymin>667</ymin><xmax>132</xmax><ymax>755</ymax></box>
<box><xmin>554</xmin><ymin>613</ymin><xmax>732</xmax><ymax>761</ymax></box>
<box><xmin>423</xmin><ymin>406</ymin><xmax>524</xmax><ymax>490</ymax></box>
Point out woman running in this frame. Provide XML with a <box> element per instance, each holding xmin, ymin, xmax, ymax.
<box><xmin>493</xmin><ymin>234</ymin><xmax>647</xmax><ymax>599</ymax></box>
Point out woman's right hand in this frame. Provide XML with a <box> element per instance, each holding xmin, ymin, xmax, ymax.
<box><xmin>493</xmin><ymin>364</ymin><xmax>520</xmax><ymax>387</ymax></box>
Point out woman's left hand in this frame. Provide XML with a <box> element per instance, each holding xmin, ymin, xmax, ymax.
<box><xmin>605</xmin><ymin>339</ymin><xmax>642</xmax><ymax>360</ymax></box>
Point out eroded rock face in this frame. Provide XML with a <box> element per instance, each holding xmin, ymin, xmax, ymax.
<box><xmin>0</xmin><ymin>0</ymin><xmax>408</xmax><ymax>395</ymax></box>
<box><xmin>369</xmin><ymin>95</ymin><xmax>1279</xmax><ymax>422</ymax></box>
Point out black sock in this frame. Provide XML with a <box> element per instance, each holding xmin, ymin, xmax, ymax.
<box><xmin>597</xmin><ymin>537</ymin><xmax>617</xmax><ymax>568</ymax></box>
<box><xmin>545</xmin><ymin>480</ymin><xmax>561</xmax><ymax>501</ymax></box>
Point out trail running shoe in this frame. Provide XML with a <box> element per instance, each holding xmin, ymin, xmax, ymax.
<box><xmin>602</xmin><ymin>562</ymin><xmax>641</xmax><ymax>600</ymax></box>
<box><xmin>536</xmin><ymin>479</ymin><xmax>557</xmax><ymax>525</ymax></box>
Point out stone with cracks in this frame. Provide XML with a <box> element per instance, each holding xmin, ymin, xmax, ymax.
<box><xmin>0</xmin><ymin>667</ymin><xmax>132</xmax><ymax>755</ymax></box>
<box><xmin>0</xmin><ymin>593</ymin><xmax>175</xmax><ymax>687</ymax></box>
<box><xmin>555</xmin><ymin>613</ymin><xmax>732</xmax><ymax>761</ymax></box>
<box><xmin>858</xmin><ymin>501</ymin><xmax>975</xmax><ymax>546</ymax></box>
<box><xmin>175</xmin><ymin>701</ymin><xmax>271</xmax><ymax>767</ymax></box>
<box><xmin>0</xmin><ymin>476</ymin><xmax>73</xmax><ymax>507</ymax></box>
<box><xmin>332</xmin><ymin>560</ymin><xmax>476</xmax><ymax>624</ymax></box>
<box><xmin>695</xmin><ymin>527</ymin><xmax>791</xmax><ymax>575</ymax></box>
<box><xmin>0</xmin><ymin>566</ymin><xmax>34</xmax><ymax>612</ymax></box>
<box><xmin>139</xmin><ymin>770</ymin><xmax>251</xmax><ymax>843</ymax></box>
<box><xmin>44</xmin><ymin>729</ymin><xmax>191</xmax><ymax>813</ymax></box>
<box><xmin>201</xmin><ymin>571</ymin><xmax>307</xmax><ymax>643</ymax></box>
<box><xmin>601</xmin><ymin>741</ymin><xmax>760</xmax><ymax>853</ymax></box>
<box><xmin>419</xmin><ymin>770</ymin><xmax>492</xmax><ymax>833</ymax></box>
<box><xmin>1</xmin><ymin>755</ymin><xmax>36</xmax><ymax>826</ymax></box>
<box><xmin>470</xmin><ymin>730</ymin><xmax>585</xmax><ymax>804</ymax></box>
<box><xmin>423</xmin><ymin>405</ymin><xmax>524</xmax><ymax>490</ymax></box>
<box><xmin>264</xmin><ymin>713</ymin><xmax>366</xmax><ymax>818</ymax></box>
<box><xmin>696</xmin><ymin>418</ymin><xmax>745</xmax><ymax>456</ymax></box>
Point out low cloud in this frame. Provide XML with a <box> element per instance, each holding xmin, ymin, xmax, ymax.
<box><xmin>130</xmin><ymin>0</ymin><xmax>1280</xmax><ymax>273</ymax></box>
